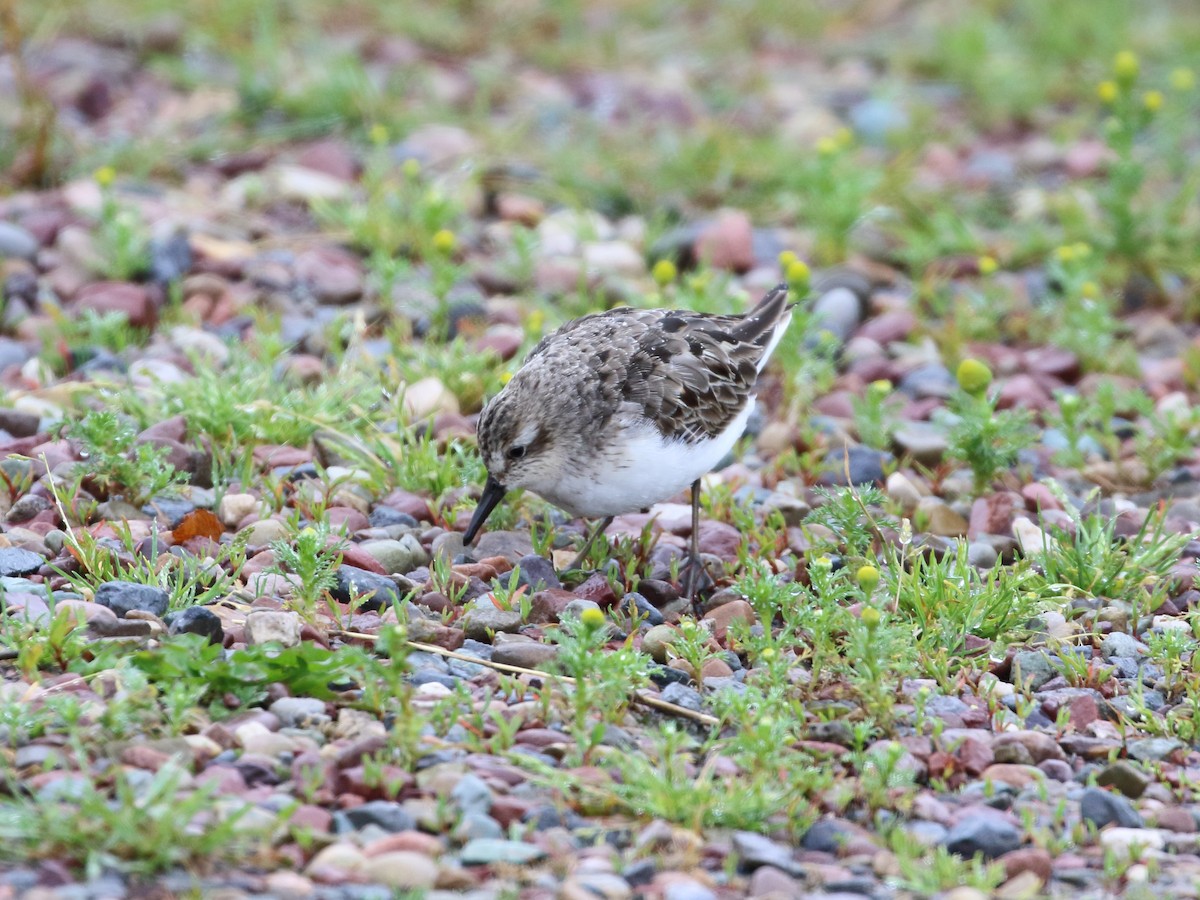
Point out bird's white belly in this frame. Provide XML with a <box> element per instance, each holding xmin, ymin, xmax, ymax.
<box><xmin>535</xmin><ymin>402</ymin><xmax>754</xmax><ymax>517</ymax></box>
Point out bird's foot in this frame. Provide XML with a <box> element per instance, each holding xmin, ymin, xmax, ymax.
<box><xmin>679</xmin><ymin>555</ymin><xmax>714</xmax><ymax>613</ymax></box>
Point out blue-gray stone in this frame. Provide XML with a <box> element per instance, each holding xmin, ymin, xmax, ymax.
<box><xmin>94</xmin><ymin>581</ymin><xmax>170</xmax><ymax>618</ymax></box>
<box><xmin>458</xmin><ymin>838</ymin><xmax>546</xmax><ymax>865</ymax></box>
<box><xmin>0</xmin><ymin>548</ymin><xmax>44</xmax><ymax>577</ymax></box>
<box><xmin>944</xmin><ymin>816</ymin><xmax>1021</xmax><ymax>859</ymax></box>
<box><xmin>335</xmin><ymin>800</ymin><xmax>414</xmax><ymax>833</ymax></box>
<box><xmin>166</xmin><ymin>606</ymin><xmax>224</xmax><ymax>644</ymax></box>
<box><xmin>1081</xmin><ymin>786</ymin><xmax>1142</xmax><ymax>828</ymax></box>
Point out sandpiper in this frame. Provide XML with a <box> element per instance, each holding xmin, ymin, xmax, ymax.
<box><xmin>463</xmin><ymin>283</ymin><xmax>794</xmax><ymax>600</ymax></box>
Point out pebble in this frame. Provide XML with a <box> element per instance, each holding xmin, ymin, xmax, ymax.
<box><xmin>0</xmin><ymin>221</ymin><xmax>39</xmax><ymax>259</ymax></box>
<box><xmin>93</xmin><ymin>581</ymin><xmax>170</xmax><ymax>618</ymax></box>
<box><xmin>166</xmin><ymin>606</ymin><xmax>225</xmax><ymax>644</ymax></box>
<box><xmin>458</xmin><ymin>838</ymin><xmax>546</xmax><ymax>865</ymax></box>
<box><xmin>0</xmin><ymin>547</ymin><xmax>44</xmax><ymax>577</ymax></box>
<box><xmin>944</xmin><ymin>816</ymin><xmax>1022</xmax><ymax>859</ymax></box>
<box><xmin>331</xmin><ymin>565</ymin><xmax>403</xmax><ymax>611</ymax></box>
<box><xmin>361</xmin><ymin>851</ymin><xmax>439</xmax><ymax>889</ymax></box>
<box><xmin>244</xmin><ymin>609</ymin><xmax>302</xmax><ymax>648</ymax></box>
<box><xmin>1081</xmin><ymin>786</ymin><xmax>1143</xmax><ymax>829</ymax></box>
<box><xmin>337</xmin><ymin>800</ymin><xmax>416</xmax><ymax>833</ymax></box>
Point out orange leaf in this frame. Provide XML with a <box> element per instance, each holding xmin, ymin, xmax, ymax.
<box><xmin>172</xmin><ymin>508</ymin><xmax>223</xmax><ymax>543</ymax></box>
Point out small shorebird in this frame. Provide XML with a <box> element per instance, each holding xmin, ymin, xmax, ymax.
<box><xmin>463</xmin><ymin>283</ymin><xmax>794</xmax><ymax>600</ymax></box>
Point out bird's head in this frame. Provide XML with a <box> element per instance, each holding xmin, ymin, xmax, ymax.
<box><xmin>463</xmin><ymin>375</ymin><xmax>567</xmax><ymax>543</ymax></box>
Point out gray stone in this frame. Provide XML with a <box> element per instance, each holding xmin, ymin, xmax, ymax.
<box><xmin>892</xmin><ymin>422</ymin><xmax>948</xmax><ymax>466</ymax></box>
<box><xmin>490</xmin><ymin>640</ymin><xmax>558</xmax><ymax>668</ymax></box>
<box><xmin>1127</xmin><ymin>738</ymin><xmax>1184</xmax><ymax>762</ymax></box>
<box><xmin>809</xmin><ymin>287</ymin><xmax>864</xmax><ymax>344</ymax></box>
<box><xmin>166</xmin><ymin>606</ymin><xmax>224</xmax><ymax>644</ymax></box>
<box><xmin>460</xmin><ymin>605</ymin><xmax>522</xmax><ymax>642</ymax></box>
<box><xmin>1011</xmin><ymin>650</ymin><xmax>1056</xmax><ymax>690</ymax></box>
<box><xmin>625</xmin><ymin>592</ymin><xmax>664</xmax><ymax>626</ymax></box>
<box><xmin>1100</xmin><ymin>632</ymin><xmax>1142</xmax><ymax>661</ymax></box>
<box><xmin>458</xmin><ymin>838</ymin><xmax>545</xmax><ymax>865</ymax></box>
<box><xmin>0</xmin><ymin>221</ymin><xmax>38</xmax><ymax>259</ymax></box>
<box><xmin>452</xmin><ymin>811</ymin><xmax>504</xmax><ymax>841</ymax></box>
<box><xmin>359</xmin><ymin>537</ymin><xmax>427</xmax><ymax>575</ymax></box>
<box><xmin>944</xmin><ymin>815</ymin><xmax>1021</xmax><ymax>859</ymax></box>
<box><xmin>818</xmin><ymin>445</ymin><xmax>891</xmax><ymax>487</ymax></box>
<box><xmin>1081</xmin><ymin>787</ymin><xmax>1143</xmax><ymax>829</ymax></box>
<box><xmin>732</xmin><ymin>831</ymin><xmax>802</xmax><ymax>875</ymax></box>
<box><xmin>269</xmin><ymin>697</ymin><xmax>329</xmax><ymax>728</ymax></box>
<box><xmin>0</xmin><ymin>548</ymin><xmax>43</xmax><ymax>577</ymax></box>
<box><xmin>94</xmin><ymin>581</ymin><xmax>169</xmax><ymax>618</ymax></box>
<box><xmin>331</xmin><ymin>565</ymin><xmax>403</xmax><ymax>612</ymax></box>
<box><xmin>336</xmin><ymin>800</ymin><xmax>415</xmax><ymax>833</ymax></box>
<box><xmin>898</xmin><ymin>364</ymin><xmax>956</xmax><ymax>400</ymax></box>
<box><xmin>660</xmin><ymin>682</ymin><xmax>703</xmax><ymax>712</ymax></box>
<box><xmin>450</xmin><ymin>774</ymin><xmax>493</xmax><ymax>815</ymax></box>
<box><xmin>515</xmin><ymin>554</ymin><xmax>560</xmax><ymax>592</ymax></box>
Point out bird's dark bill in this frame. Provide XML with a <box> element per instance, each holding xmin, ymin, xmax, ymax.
<box><xmin>463</xmin><ymin>475</ymin><xmax>507</xmax><ymax>544</ymax></box>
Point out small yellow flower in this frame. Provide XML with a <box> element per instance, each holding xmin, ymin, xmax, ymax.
<box><xmin>786</xmin><ymin>259</ymin><xmax>811</xmax><ymax>291</ymax></box>
<box><xmin>956</xmin><ymin>358</ymin><xmax>993</xmax><ymax>396</ymax></box>
<box><xmin>1055</xmin><ymin>245</ymin><xmax>1075</xmax><ymax>264</ymax></box>
<box><xmin>815</xmin><ymin>136</ymin><xmax>839</xmax><ymax>156</ymax></box>
<box><xmin>431</xmin><ymin>229</ymin><xmax>457</xmax><ymax>255</ymax></box>
<box><xmin>579</xmin><ymin>607</ymin><xmax>605</xmax><ymax>628</ymax></box>
<box><xmin>500</xmin><ymin>370</ymin><xmax>514</xmax><ymax>385</ymax></box>
<box><xmin>401</xmin><ymin>158</ymin><xmax>421</xmax><ymax>179</ymax></box>
<box><xmin>812</xmin><ymin>555</ymin><xmax>833</xmax><ymax>570</ymax></box>
<box><xmin>93</xmin><ymin>165</ymin><xmax>116</xmax><ymax>188</ymax></box>
<box><xmin>1097</xmin><ymin>81</ymin><xmax>1119</xmax><ymax>104</ymax></box>
<box><xmin>1143</xmin><ymin>90</ymin><xmax>1164</xmax><ymax>112</ymax></box>
<box><xmin>1114</xmin><ymin>50</ymin><xmax>1139</xmax><ymax>86</ymax></box>
<box><xmin>860</xmin><ymin>606</ymin><xmax>881</xmax><ymax>629</ymax></box>
<box><xmin>1081</xmin><ymin>281</ymin><xmax>1100</xmax><ymax>299</ymax></box>
<box><xmin>527</xmin><ymin>308</ymin><xmax>545</xmax><ymax>335</ymax></box>
<box><xmin>368</xmin><ymin>123</ymin><xmax>389</xmax><ymax>146</ymax></box>
<box><xmin>869</xmin><ymin>379</ymin><xmax>892</xmax><ymax>397</ymax></box>
<box><xmin>1171</xmin><ymin>67</ymin><xmax>1196</xmax><ymax>92</ymax></box>
<box><xmin>652</xmin><ymin>258</ymin><xmax>678</xmax><ymax>287</ymax></box>
<box><xmin>778</xmin><ymin>250</ymin><xmax>798</xmax><ymax>270</ymax></box>
<box><xmin>977</xmin><ymin>255</ymin><xmax>998</xmax><ymax>276</ymax></box>
<box><xmin>856</xmin><ymin>564</ymin><xmax>880</xmax><ymax>593</ymax></box>
<box><xmin>759</xmin><ymin>647</ymin><xmax>777</xmax><ymax>661</ymax></box>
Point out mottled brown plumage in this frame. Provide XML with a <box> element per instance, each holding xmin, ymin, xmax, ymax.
<box><xmin>464</xmin><ymin>284</ymin><xmax>794</xmax><ymax>598</ymax></box>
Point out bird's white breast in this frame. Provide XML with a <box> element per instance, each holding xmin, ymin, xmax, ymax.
<box><xmin>535</xmin><ymin>401</ymin><xmax>755</xmax><ymax>517</ymax></box>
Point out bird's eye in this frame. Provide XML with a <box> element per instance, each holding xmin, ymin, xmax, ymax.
<box><xmin>507</xmin><ymin>445</ymin><xmax>526</xmax><ymax>461</ymax></box>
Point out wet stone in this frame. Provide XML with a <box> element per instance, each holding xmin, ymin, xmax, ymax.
<box><xmin>0</xmin><ymin>547</ymin><xmax>44</xmax><ymax>577</ymax></box>
<box><xmin>944</xmin><ymin>816</ymin><xmax>1021</xmax><ymax>859</ymax></box>
<box><xmin>1080</xmin><ymin>787</ymin><xmax>1143</xmax><ymax>829</ymax></box>
<box><xmin>331</xmin><ymin>565</ymin><xmax>403</xmax><ymax>611</ymax></box>
<box><xmin>335</xmin><ymin>800</ymin><xmax>416</xmax><ymax>833</ymax></box>
<box><xmin>94</xmin><ymin>581</ymin><xmax>170</xmax><ymax>618</ymax></box>
<box><xmin>166</xmin><ymin>606</ymin><xmax>225</xmax><ymax>644</ymax></box>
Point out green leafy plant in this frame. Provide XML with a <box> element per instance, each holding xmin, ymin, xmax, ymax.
<box><xmin>943</xmin><ymin>358</ymin><xmax>1036</xmax><ymax>493</ymax></box>
<box><xmin>68</xmin><ymin>409</ymin><xmax>188</xmax><ymax>504</ymax></box>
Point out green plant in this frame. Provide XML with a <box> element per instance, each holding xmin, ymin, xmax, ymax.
<box><xmin>550</xmin><ymin>608</ymin><xmax>647</xmax><ymax>761</ymax></box>
<box><xmin>852</xmin><ymin>379</ymin><xmax>903</xmax><ymax>451</ymax></box>
<box><xmin>943</xmin><ymin>358</ymin><xmax>1036</xmax><ymax>493</ymax></box>
<box><xmin>779</xmin><ymin>129</ymin><xmax>879</xmax><ymax>264</ymax></box>
<box><xmin>0</xmin><ymin>762</ymin><xmax>259</xmax><ymax>878</ymax></box>
<box><xmin>67</xmin><ymin>409</ymin><xmax>188</xmax><ymax>505</ymax></box>
<box><xmin>269</xmin><ymin>521</ymin><xmax>347</xmax><ymax>616</ymax></box>
<box><xmin>93</xmin><ymin>166</ymin><xmax>151</xmax><ymax>280</ymax></box>
<box><xmin>803</xmin><ymin>485</ymin><xmax>894</xmax><ymax>558</ymax></box>
<box><xmin>313</xmin><ymin>145</ymin><xmax>462</xmax><ymax>260</ymax></box>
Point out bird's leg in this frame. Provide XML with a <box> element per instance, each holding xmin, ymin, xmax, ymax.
<box><xmin>564</xmin><ymin>516</ymin><xmax>614</xmax><ymax>573</ymax></box>
<box><xmin>681</xmin><ymin>478</ymin><xmax>711</xmax><ymax>611</ymax></box>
